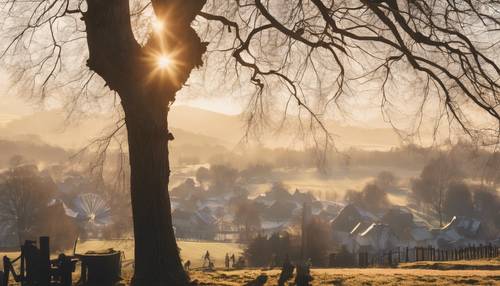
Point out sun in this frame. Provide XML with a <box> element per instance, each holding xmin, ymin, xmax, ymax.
<box><xmin>158</xmin><ymin>55</ymin><xmax>172</xmax><ymax>69</ymax></box>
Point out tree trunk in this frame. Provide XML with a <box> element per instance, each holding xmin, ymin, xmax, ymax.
<box><xmin>82</xmin><ymin>1</ymin><xmax>207</xmax><ymax>283</ymax></box>
<box><xmin>123</xmin><ymin>101</ymin><xmax>188</xmax><ymax>286</ymax></box>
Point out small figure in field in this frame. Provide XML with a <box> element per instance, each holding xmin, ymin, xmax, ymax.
<box><xmin>230</xmin><ymin>253</ymin><xmax>236</xmax><ymax>267</ymax></box>
<box><xmin>295</xmin><ymin>260</ymin><xmax>313</xmax><ymax>286</ymax></box>
<box><xmin>225</xmin><ymin>253</ymin><xmax>230</xmax><ymax>269</ymax></box>
<box><xmin>278</xmin><ymin>254</ymin><xmax>294</xmax><ymax>286</ymax></box>
<box><xmin>183</xmin><ymin>260</ymin><xmax>191</xmax><ymax>271</ymax></box>
<box><xmin>203</xmin><ymin>250</ymin><xmax>211</xmax><ymax>267</ymax></box>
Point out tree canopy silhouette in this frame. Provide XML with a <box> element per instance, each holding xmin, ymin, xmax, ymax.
<box><xmin>1</xmin><ymin>0</ymin><xmax>499</xmax><ymax>285</ymax></box>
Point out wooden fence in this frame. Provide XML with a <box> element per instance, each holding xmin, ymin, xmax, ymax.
<box><xmin>332</xmin><ymin>243</ymin><xmax>499</xmax><ymax>267</ymax></box>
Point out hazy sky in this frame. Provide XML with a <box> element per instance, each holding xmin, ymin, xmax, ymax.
<box><xmin>0</xmin><ymin>64</ymin><xmax>388</xmax><ymax>128</ymax></box>
<box><xmin>0</xmin><ymin>67</ymin><xmax>244</xmax><ymax>123</ymax></box>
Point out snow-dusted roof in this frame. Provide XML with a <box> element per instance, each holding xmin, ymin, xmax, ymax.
<box><xmin>261</xmin><ymin>220</ymin><xmax>288</xmax><ymax>230</ymax></box>
<box><xmin>356</xmin><ymin>223</ymin><xmax>400</xmax><ymax>250</ymax></box>
<box><xmin>442</xmin><ymin>216</ymin><xmax>481</xmax><ymax>235</ymax></box>
<box><xmin>331</xmin><ymin>204</ymin><xmax>376</xmax><ymax>232</ymax></box>
<box><xmin>350</xmin><ymin>221</ymin><xmax>372</xmax><ymax>236</ymax></box>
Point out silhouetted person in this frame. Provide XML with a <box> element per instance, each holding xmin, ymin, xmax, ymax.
<box><xmin>295</xmin><ymin>260</ymin><xmax>313</xmax><ymax>286</ymax></box>
<box><xmin>203</xmin><ymin>251</ymin><xmax>211</xmax><ymax>267</ymax></box>
<box><xmin>230</xmin><ymin>254</ymin><xmax>236</xmax><ymax>267</ymax></box>
<box><xmin>225</xmin><ymin>253</ymin><xmax>230</xmax><ymax>269</ymax></box>
<box><xmin>183</xmin><ymin>260</ymin><xmax>191</xmax><ymax>271</ymax></box>
<box><xmin>278</xmin><ymin>254</ymin><xmax>294</xmax><ymax>286</ymax></box>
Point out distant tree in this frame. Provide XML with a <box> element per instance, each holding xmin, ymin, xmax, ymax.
<box><xmin>374</xmin><ymin>171</ymin><xmax>398</xmax><ymax>191</ymax></box>
<box><xmin>443</xmin><ymin>182</ymin><xmax>474</xmax><ymax>219</ymax></box>
<box><xmin>0</xmin><ymin>165</ymin><xmax>57</xmax><ymax>244</ymax></box>
<box><xmin>411</xmin><ymin>155</ymin><xmax>462</xmax><ymax>226</ymax></box>
<box><xmin>195</xmin><ymin>167</ymin><xmax>210</xmax><ymax>187</ymax></box>
<box><xmin>234</xmin><ymin>200</ymin><xmax>261</xmax><ymax>242</ymax></box>
<box><xmin>344</xmin><ymin>183</ymin><xmax>390</xmax><ymax>213</ymax></box>
<box><xmin>482</xmin><ymin>153</ymin><xmax>500</xmax><ymax>187</ymax></box>
<box><xmin>245</xmin><ymin>232</ymin><xmax>293</xmax><ymax>267</ymax></box>
<box><xmin>472</xmin><ymin>185</ymin><xmax>500</xmax><ymax>238</ymax></box>
<box><xmin>245</xmin><ymin>235</ymin><xmax>269</xmax><ymax>267</ymax></box>
<box><xmin>303</xmin><ymin>218</ymin><xmax>331</xmax><ymax>266</ymax></box>
<box><xmin>207</xmin><ymin>165</ymin><xmax>240</xmax><ymax>193</ymax></box>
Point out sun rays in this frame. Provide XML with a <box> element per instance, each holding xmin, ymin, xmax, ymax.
<box><xmin>158</xmin><ymin>55</ymin><xmax>172</xmax><ymax>69</ymax></box>
<box><xmin>144</xmin><ymin>15</ymin><xmax>185</xmax><ymax>88</ymax></box>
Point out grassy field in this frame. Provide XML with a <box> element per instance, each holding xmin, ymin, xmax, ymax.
<box><xmin>2</xmin><ymin>241</ymin><xmax>499</xmax><ymax>285</ymax></box>
<box><xmin>399</xmin><ymin>258</ymin><xmax>500</xmax><ymax>270</ymax></box>
<box><xmin>188</xmin><ymin>268</ymin><xmax>500</xmax><ymax>286</ymax></box>
<box><xmin>1</xmin><ymin>239</ymin><xmax>244</xmax><ymax>269</ymax></box>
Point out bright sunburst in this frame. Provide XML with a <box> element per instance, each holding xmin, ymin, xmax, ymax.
<box><xmin>158</xmin><ymin>55</ymin><xmax>172</xmax><ymax>69</ymax></box>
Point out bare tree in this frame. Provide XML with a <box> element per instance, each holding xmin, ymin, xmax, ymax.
<box><xmin>1</xmin><ymin>0</ymin><xmax>499</xmax><ymax>284</ymax></box>
<box><xmin>234</xmin><ymin>199</ymin><xmax>261</xmax><ymax>242</ymax></box>
<box><xmin>0</xmin><ymin>164</ymin><xmax>56</xmax><ymax>244</ymax></box>
<box><xmin>411</xmin><ymin>155</ymin><xmax>462</xmax><ymax>226</ymax></box>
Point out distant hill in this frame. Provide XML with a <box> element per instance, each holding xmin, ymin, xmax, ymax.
<box><xmin>0</xmin><ymin>109</ymin><xmax>110</xmax><ymax>149</ymax></box>
<box><xmin>170</xmin><ymin>105</ymin><xmax>244</xmax><ymax>144</ymax></box>
<box><xmin>170</xmin><ymin>105</ymin><xmax>401</xmax><ymax>149</ymax></box>
<box><xmin>0</xmin><ymin>105</ymin><xmax>402</xmax><ymax>150</ymax></box>
<box><xmin>0</xmin><ymin>138</ymin><xmax>69</xmax><ymax>168</ymax></box>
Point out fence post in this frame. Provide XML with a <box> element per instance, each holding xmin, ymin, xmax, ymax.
<box><xmin>39</xmin><ymin>236</ymin><xmax>50</xmax><ymax>286</ymax></box>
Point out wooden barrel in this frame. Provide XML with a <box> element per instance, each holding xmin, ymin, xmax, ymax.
<box><xmin>78</xmin><ymin>250</ymin><xmax>121</xmax><ymax>286</ymax></box>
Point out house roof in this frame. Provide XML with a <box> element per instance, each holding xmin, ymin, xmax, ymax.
<box><xmin>350</xmin><ymin>221</ymin><xmax>372</xmax><ymax>236</ymax></box>
<box><xmin>331</xmin><ymin>204</ymin><xmax>375</xmax><ymax>232</ymax></box>
<box><xmin>356</xmin><ymin>223</ymin><xmax>400</xmax><ymax>250</ymax></box>
<box><xmin>442</xmin><ymin>216</ymin><xmax>481</xmax><ymax>236</ymax></box>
